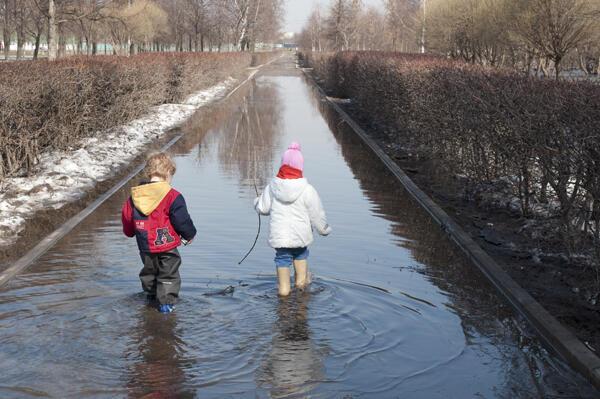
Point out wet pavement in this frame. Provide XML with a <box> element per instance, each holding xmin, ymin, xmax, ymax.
<box><xmin>0</xmin><ymin>55</ymin><xmax>598</xmax><ymax>398</ymax></box>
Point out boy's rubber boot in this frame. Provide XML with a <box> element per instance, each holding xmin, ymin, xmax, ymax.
<box><xmin>159</xmin><ymin>304</ymin><xmax>174</xmax><ymax>313</ymax></box>
<box><xmin>277</xmin><ymin>267</ymin><xmax>291</xmax><ymax>297</ymax></box>
<box><xmin>294</xmin><ymin>260</ymin><xmax>309</xmax><ymax>290</ymax></box>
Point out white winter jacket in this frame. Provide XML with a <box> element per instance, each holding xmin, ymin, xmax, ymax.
<box><xmin>254</xmin><ymin>177</ymin><xmax>331</xmax><ymax>249</ymax></box>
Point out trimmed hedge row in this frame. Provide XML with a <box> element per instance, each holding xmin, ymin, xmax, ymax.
<box><xmin>301</xmin><ymin>51</ymin><xmax>600</xmax><ymax>254</ymax></box>
<box><xmin>0</xmin><ymin>52</ymin><xmax>274</xmax><ymax>180</ymax></box>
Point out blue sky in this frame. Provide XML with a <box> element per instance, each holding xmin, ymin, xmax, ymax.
<box><xmin>285</xmin><ymin>0</ymin><xmax>383</xmax><ymax>33</ymax></box>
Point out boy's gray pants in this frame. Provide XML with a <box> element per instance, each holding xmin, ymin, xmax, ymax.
<box><xmin>139</xmin><ymin>249</ymin><xmax>181</xmax><ymax>305</ymax></box>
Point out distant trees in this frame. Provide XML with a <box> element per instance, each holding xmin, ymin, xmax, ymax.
<box><xmin>515</xmin><ymin>0</ymin><xmax>596</xmax><ymax>78</ymax></box>
<box><xmin>384</xmin><ymin>0</ymin><xmax>421</xmax><ymax>52</ymax></box>
<box><xmin>0</xmin><ymin>0</ymin><xmax>283</xmax><ymax>60</ymax></box>
<box><xmin>1</xmin><ymin>0</ymin><xmax>47</xmax><ymax>59</ymax></box>
<box><xmin>298</xmin><ymin>0</ymin><xmax>422</xmax><ymax>53</ymax></box>
<box><xmin>426</xmin><ymin>0</ymin><xmax>600</xmax><ymax>76</ymax></box>
<box><xmin>299</xmin><ymin>0</ymin><xmax>600</xmax><ymax>77</ymax></box>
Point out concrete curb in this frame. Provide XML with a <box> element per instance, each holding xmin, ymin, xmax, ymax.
<box><xmin>302</xmin><ymin>68</ymin><xmax>600</xmax><ymax>390</ymax></box>
<box><xmin>0</xmin><ymin>63</ymin><xmax>269</xmax><ymax>291</ymax></box>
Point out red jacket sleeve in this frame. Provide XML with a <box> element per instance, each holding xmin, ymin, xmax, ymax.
<box><xmin>122</xmin><ymin>198</ymin><xmax>135</xmax><ymax>238</ymax></box>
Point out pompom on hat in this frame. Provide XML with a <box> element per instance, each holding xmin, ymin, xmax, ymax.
<box><xmin>281</xmin><ymin>142</ymin><xmax>304</xmax><ymax>171</ymax></box>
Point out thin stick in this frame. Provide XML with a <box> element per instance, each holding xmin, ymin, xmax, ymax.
<box><xmin>238</xmin><ymin>181</ymin><xmax>261</xmax><ymax>265</ymax></box>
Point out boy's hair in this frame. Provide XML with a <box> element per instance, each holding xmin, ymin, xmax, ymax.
<box><xmin>144</xmin><ymin>152</ymin><xmax>176</xmax><ymax>180</ymax></box>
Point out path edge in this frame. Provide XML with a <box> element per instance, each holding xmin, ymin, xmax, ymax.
<box><xmin>301</xmin><ymin>67</ymin><xmax>600</xmax><ymax>390</ymax></box>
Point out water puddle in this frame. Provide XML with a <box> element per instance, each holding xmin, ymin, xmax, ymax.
<box><xmin>0</xmin><ymin>57</ymin><xmax>597</xmax><ymax>398</ymax></box>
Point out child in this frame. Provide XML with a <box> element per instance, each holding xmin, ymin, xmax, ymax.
<box><xmin>254</xmin><ymin>142</ymin><xmax>332</xmax><ymax>296</ymax></box>
<box><xmin>122</xmin><ymin>152</ymin><xmax>197</xmax><ymax>313</ymax></box>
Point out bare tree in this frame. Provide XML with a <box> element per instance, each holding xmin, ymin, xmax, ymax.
<box><xmin>516</xmin><ymin>0</ymin><xmax>594</xmax><ymax>79</ymax></box>
<box><xmin>325</xmin><ymin>0</ymin><xmax>363</xmax><ymax>51</ymax></box>
<box><xmin>384</xmin><ymin>0</ymin><xmax>420</xmax><ymax>52</ymax></box>
<box><xmin>1</xmin><ymin>0</ymin><xmax>13</xmax><ymax>60</ymax></box>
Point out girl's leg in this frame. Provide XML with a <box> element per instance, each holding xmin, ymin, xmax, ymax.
<box><xmin>274</xmin><ymin>248</ymin><xmax>292</xmax><ymax>296</ymax></box>
<box><xmin>277</xmin><ymin>267</ymin><xmax>291</xmax><ymax>296</ymax></box>
<box><xmin>293</xmin><ymin>247</ymin><xmax>310</xmax><ymax>290</ymax></box>
<box><xmin>293</xmin><ymin>260</ymin><xmax>308</xmax><ymax>289</ymax></box>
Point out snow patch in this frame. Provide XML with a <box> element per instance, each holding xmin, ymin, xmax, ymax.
<box><xmin>0</xmin><ymin>77</ymin><xmax>237</xmax><ymax>247</ymax></box>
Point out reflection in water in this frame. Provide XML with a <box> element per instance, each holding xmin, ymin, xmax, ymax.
<box><xmin>127</xmin><ymin>306</ymin><xmax>193</xmax><ymax>399</ymax></box>
<box><xmin>175</xmin><ymin>79</ymin><xmax>283</xmax><ymax>191</ymax></box>
<box><xmin>216</xmin><ymin>80</ymin><xmax>283</xmax><ymax>189</ymax></box>
<box><xmin>258</xmin><ymin>292</ymin><xmax>323</xmax><ymax>398</ymax></box>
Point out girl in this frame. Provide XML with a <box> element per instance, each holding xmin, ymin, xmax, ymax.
<box><xmin>254</xmin><ymin>142</ymin><xmax>332</xmax><ymax>296</ymax></box>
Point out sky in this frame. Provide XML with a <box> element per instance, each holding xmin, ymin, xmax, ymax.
<box><xmin>285</xmin><ymin>0</ymin><xmax>383</xmax><ymax>33</ymax></box>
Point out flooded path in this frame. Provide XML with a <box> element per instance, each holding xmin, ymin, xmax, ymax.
<box><xmin>0</xmin><ymin>56</ymin><xmax>597</xmax><ymax>398</ymax></box>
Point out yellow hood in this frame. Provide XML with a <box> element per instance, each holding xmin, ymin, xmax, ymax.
<box><xmin>131</xmin><ymin>181</ymin><xmax>172</xmax><ymax>216</ymax></box>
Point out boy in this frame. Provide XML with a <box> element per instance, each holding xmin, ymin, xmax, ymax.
<box><xmin>254</xmin><ymin>142</ymin><xmax>332</xmax><ymax>296</ymax></box>
<box><xmin>122</xmin><ymin>152</ymin><xmax>196</xmax><ymax>313</ymax></box>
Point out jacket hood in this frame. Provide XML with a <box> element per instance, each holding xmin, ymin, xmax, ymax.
<box><xmin>270</xmin><ymin>177</ymin><xmax>308</xmax><ymax>204</ymax></box>
<box><xmin>131</xmin><ymin>181</ymin><xmax>172</xmax><ymax>216</ymax></box>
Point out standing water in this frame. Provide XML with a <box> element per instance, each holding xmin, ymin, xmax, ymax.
<box><xmin>0</xmin><ymin>56</ymin><xmax>597</xmax><ymax>398</ymax></box>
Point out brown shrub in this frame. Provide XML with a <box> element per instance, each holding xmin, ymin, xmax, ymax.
<box><xmin>302</xmin><ymin>51</ymin><xmax>600</xmax><ymax>257</ymax></box>
<box><xmin>0</xmin><ymin>52</ymin><xmax>269</xmax><ymax>180</ymax></box>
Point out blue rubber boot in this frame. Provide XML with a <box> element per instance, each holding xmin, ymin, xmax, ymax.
<box><xmin>158</xmin><ymin>304</ymin><xmax>174</xmax><ymax>314</ymax></box>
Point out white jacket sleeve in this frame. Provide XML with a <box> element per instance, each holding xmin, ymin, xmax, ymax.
<box><xmin>305</xmin><ymin>185</ymin><xmax>332</xmax><ymax>236</ymax></box>
<box><xmin>254</xmin><ymin>185</ymin><xmax>272</xmax><ymax>216</ymax></box>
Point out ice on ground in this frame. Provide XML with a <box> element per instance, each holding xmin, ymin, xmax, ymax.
<box><xmin>0</xmin><ymin>78</ymin><xmax>237</xmax><ymax>247</ymax></box>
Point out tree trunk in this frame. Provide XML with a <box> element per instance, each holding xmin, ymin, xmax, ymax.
<box><xmin>48</xmin><ymin>0</ymin><xmax>58</xmax><ymax>60</ymax></box>
<box><xmin>33</xmin><ymin>32</ymin><xmax>41</xmax><ymax>59</ymax></box>
<box><xmin>2</xmin><ymin>0</ymin><xmax>10</xmax><ymax>61</ymax></box>
<box><xmin>16</xmin><ymin>27</ymin><xmax>24</xmax><ymax>60</ymax></box>
<box><xmin>2</xmin><ymin>27</ymin><xmax>10</xmax><ymax>61</ymax></box>
<box><xmin>58</xmin><ymin>25</ymin><xmax>66</xmax><ymax>58</ymax></box>
<box><xmin>539</xmin><ymin>58</ymin><xmax>549</xmax><ymax>77</ymax></box>
<box><xmin>576</xmin><ymin>49</ymin><xmax>588</xmax><ymax>75</ymax></box>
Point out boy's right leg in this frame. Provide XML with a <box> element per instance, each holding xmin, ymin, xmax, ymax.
<box><xmin>139</xmin><ymin>253</ymin><xmax>158</xmax><ymax>298</ymax></box>
<box><xmin>156</xmin><ymin>249</ymin><xmax>182</xmax><ymax>305</ymax></box>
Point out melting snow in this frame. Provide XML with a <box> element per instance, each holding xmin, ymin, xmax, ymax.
<box><xmin>0</xmin><ymin>78</ymin><xmax>237</xmax><ymax>247</ymax></box>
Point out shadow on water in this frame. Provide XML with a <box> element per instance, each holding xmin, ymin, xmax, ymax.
<box><xmin>0</xmin><ymin>56</ymin><xmax>598</xmax><ymax>398</ymax></box>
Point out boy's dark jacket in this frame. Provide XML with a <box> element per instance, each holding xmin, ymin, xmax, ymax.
<box><xmin>122</xmin><ymin>181</ymin><xmax>196</xmax><ymax>253</ymax></box>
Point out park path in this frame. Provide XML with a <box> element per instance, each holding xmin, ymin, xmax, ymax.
<box><xmin>0</xmin><ymin>55</ymin><xmax>596</xmax><ymax>398</ymax></box>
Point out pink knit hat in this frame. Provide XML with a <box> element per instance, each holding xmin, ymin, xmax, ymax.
<box><xmin>281</xmin><ymin>142</ymin><xmax>304</xmax><ymax>171</ymax></box>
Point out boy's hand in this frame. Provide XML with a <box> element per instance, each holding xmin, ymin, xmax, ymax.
<box><xmin>182</xmin><ymin>238</ymin><xmax>193</xmax><ymax>246</ymax></box>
